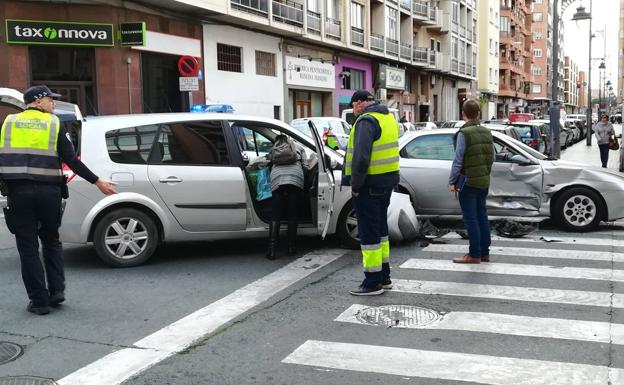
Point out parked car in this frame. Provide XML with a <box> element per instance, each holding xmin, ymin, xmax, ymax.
<box><xmin>51</xmin><ymin>111</ymin><xmax>400</xmax><ymax>267</ymax></box>
<box><xmin>291</xmin><ymin>117</ymin><xmax>350</xmax><ymax>150</ymax></box>
<box><xmin>529</xmin><ymin>119</ymin><xmax>570</xmax><ymax>149</ymax></box>
<box><xmin>566</xmin><ymin>118</ymin><xmax>586</xmax><ymax>140</ymax></box>
<box><xmin>413</xmin><ymin>121</ymin><xmax>438</xmax><ymax>130</ymax></box>
<box><xmin>563</xmin><ymin>120</ymin><xmax>581</xmax><ymax>143</ymax></box>
<box><xmin>510</xmin><ymin>122</ymin><xmax>549</xmax><ymax>154</ymax></box>
<box><xmin>397</xmin><ymin>129</ymin><xmax>624</xmax><ymax>232</ymax></box>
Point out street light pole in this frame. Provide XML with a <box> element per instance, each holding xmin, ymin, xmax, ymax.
<box><xmin>571</xmin><ymin>1</ymin><xmax>593</xmax><ymax>145</ymax></box>
<box><xmin>550</xmin><ymin>0</ymin><xmax>561</xmax><ymax>159</ymax></box>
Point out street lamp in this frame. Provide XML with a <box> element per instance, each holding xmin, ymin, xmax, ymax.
<box><xmin>571</xmin><ymin>2</ymin><xmax>593</xmax><ymax>145</ymax></box>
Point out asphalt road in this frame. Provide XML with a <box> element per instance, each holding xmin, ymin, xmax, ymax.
<box><xmin>1</xmin><ymin>217</ymin><xmax>623</xmax><ymax>385</ymax></box>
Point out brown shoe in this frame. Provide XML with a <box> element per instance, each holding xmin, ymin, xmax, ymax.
<box><xmin>481</xmin><ymin>255</ymin><xmax>490</xmax><ymax>262</ymax></box>
<box><xmin>453</xmin><ymin>254</ymin><xmax>481</xmax><ymax>264</ymax></box>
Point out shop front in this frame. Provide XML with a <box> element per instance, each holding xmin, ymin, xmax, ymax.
<box><xmin>334</xmin><ymin>55</ymin><xmax>373</xmax><ymax>116</ymax></box>
<box><xmin>285</xmin><ymin>55</ymin><xmax>335</xmax><ymax>122</ymax></box>
<box><xmin>0</xmin><ymin>1</ymin><xmax>203</xmax><ymax>115</ymax></box>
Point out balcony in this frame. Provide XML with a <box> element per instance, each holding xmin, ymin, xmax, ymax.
<box><xmin>307</xmin><ymin>10</ymin><xmax>320</xmax><ymax>34</ymax></box>
<box><xmin>231</xmin><ymin>0</ymin><xmax>269</xmax><ymax>16</ymax></box>
<box><xmin>413</xmin><ymin>47</ymin><xmax>428</xmax><ymax>65</ymax></box>
<box><xmin>459</xmin><ymin>62</ymin><xmax>466</xmax><ymax>75</ymax></box>
<box><xmin>427</xmin><ymin>10</ymin><xmax>450</xmax><ymax>33</ymax></box>
<box><xmin>472</xmin><ymin>65</ymin><xmax>476</xmax><ymax>77</ymax></box>
<box><xmin>413</xmin><ymin>0</ymin><xmax>429</xmax><ymax>20</ymax></box>
<box><xmin>427</xmin><ymin>49</ymin><xmax>437</xmax><ymax>67</ymax></box>
<box><xmin>272</xmin><ymin>0</ymin><xmax>303</xmax><ymax>26</ymax></box>
<box><xmin>370</xmin><ymin>33</ymin><xmax>384</xmax><ymax>52</ymax></box>
<box><xmin>459</xmin><ymin>25</ymin><xmax>466</xmax><ymax>38</ymax></box>
<box><xmin>451</xmin><ymin>21</ymin><xmax>458</xmax><ymax>34</ymax></box>
<box><xmin>386</xmin><ymin>37</ymin><xmax>399</xmax><ymax>56</ymax></box>
<box><xmin>325</xmin><ymin>17</ymin><xmax>341</xmax><ymax>39</ymax></box>
<box><xmin>351</xmin><ymin>26</ymin><xmax>364</xmax><ymax>47</ymax></box>
<box><xmin>451</xmin><ymin>58</ymin><xmax>459</xmax><ymax>73</ymax></box>
<box><xmin>400</xmin><ymin>42</ymin><xmax>412</xmax><ymax>61</ymax></box>
<box><xmin>429</xmin><ymin>6</ymin><xmax>437</xmax><ymax>23</ymax></box>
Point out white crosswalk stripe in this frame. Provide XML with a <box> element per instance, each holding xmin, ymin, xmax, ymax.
<box><xmin>400</xmin><ymin>259</ymin><xmax>624</xmax><ymax>282</ymax></box>
<box><xmin>283</xmin><ymin>230</ymin><xmax>624</xmax><ymax>384</ymax></box>
<box><xmin>424</xmin><ymin>243</ymin><xmax>624</xmax><ymax>262</ymax></box>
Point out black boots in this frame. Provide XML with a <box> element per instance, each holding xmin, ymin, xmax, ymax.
<box><xmin>287</xmin><ymin>220</ymin><xmax>297</xmax><ymax>255</ymax></box>
<box><xmin>266</xmin><ymin>221</ymin><xmax>280</xmax><ymax>260</ymax></box>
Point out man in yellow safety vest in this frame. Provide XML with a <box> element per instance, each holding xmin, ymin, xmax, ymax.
<box><xmin>0</xmin><ymin>85</ymin><xmax>117</xmax><ymax>315</ymax></box>
<box><xmin>342</xmin><ymin>90</ymin><xmax>400</xmax><ymax>296</ymax></box>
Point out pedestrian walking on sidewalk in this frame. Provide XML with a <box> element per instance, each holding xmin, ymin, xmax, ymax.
<box><xmin>342</xmin><ymin>90</ymin><xmax>400</xmax><ymax>296</ymax></box>
<box><xmin>594</xmin><ymin>114</ymin><xmax>615</xmax><ymax>168</ymax></box>
<box><xmin>448</xmin><ymin>99</ymin><xmax>494</xmax><ymax>264</ymax></box>
<box><xmin>0</xmin><ymin>85</ymin><xmax>117</xmax><ymax>315</ymax></box>
<box><xmin>266</xmin><ymin>134</ymin><xmax>307</xmax><ymax>260</ymax></box>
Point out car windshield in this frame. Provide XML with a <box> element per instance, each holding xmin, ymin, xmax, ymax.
<box><xmin>500</xmin><ymin>133</ymin><xmax>548</xmax><ymax>160</ymax></box>
<box><xmin>513</xmin><ymin>126</ymin><xmax>533</xmax><ymax>138</ymax></box>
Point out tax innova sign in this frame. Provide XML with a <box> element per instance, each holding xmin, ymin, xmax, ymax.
<box><xmin>6</xmin><ymin>19</ymin><xmax>114</xmax><ymax>47</ymax></box>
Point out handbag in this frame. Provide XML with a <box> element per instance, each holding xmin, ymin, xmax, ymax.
<box><xmin>609</xmin><ymin>136</ymin><xmax>620</xmax><ymax>151</ymax></box>
<box><xmin>255</xmin><ymin>167</ymin><xmax>272</xmax><ymax>201</ymax></box>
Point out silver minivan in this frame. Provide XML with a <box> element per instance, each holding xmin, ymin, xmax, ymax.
<box><xmin>59</xmin><ymin>113</ymin><xmax>363</xmax><ymax>267</ymax></box>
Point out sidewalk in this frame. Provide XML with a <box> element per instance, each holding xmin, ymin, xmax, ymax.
<box><xmin>559</xmin><ymin>124</ymin><xmax>622</xmax><ymax>171</ymax></box>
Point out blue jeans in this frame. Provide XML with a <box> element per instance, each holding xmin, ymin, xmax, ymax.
<box><xmin>598</xmin><ymin>144</ymin><xmax>609</xmax><ymax>168</ymax></box>
<box><xmin>458</xmin><ymin>186</ymin><xmax>491</xmax><ymax>258</ymax></box>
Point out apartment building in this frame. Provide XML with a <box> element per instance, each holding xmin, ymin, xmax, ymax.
<box><xmin>477</xmin><ymin>0</ymin><xmax>500</xmax><ymax>119</ymax></box>
<box><xmin>498</xmin><ymin>0</ymin><xmax>531</xmax><ymax>118</ymax></box>
<box><xmin>563</xmin><ymin>55</ymin><xmax>579</xmax><ymax>113</ymax></box>
<box><xmin>619</xmin><ymin>0</ymin><xmax>624</xmax><ymax>103</ymax></box>
<box><xmin>526</xmin><ymin>0</ymin><xmax>549</xmax><ymax>116</ymax></box>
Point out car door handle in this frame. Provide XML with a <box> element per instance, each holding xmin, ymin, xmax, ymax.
<box><xmin>159</xmin><ymin>177</ymin><xmax>183</xmax><ymax>183</ymax></box>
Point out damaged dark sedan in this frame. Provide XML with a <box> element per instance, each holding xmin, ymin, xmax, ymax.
<box><xmin>397</xmin><ymin>129</ymin><xmax>624</xmax><ymax>232</ymax></box>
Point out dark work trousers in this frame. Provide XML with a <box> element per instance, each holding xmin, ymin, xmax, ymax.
<box><xmin>271</xmin><ymin>184</ymin><xmax>302</xmax><ymax>223</ymax></box>
<box><xmin>5</xmin><ymin>182</ymin><xmax>64</xmax><ymax>307</ymax></box>
<box><xmin>352</xmin><ymin>186</ymin><xmax>392</xmax><ymax>287</ymax></box>
<box><xmin>458</xmin><ymin>185</ymin><xmax>491</xmax><ymax>258</ymax></box>
<box><xmin>598</xmin><ymin>143</ymin><xmax>609</xmax><ymax>168</ymax></box>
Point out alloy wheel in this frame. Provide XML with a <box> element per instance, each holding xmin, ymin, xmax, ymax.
<box><xmin>103</xmin><ymin>217</ymin><xmax>149</xmax><ymax>259</ymax></box>
<box><xmin>562</xmin><ymin>194</ymin><xmax>596</xmax><ymax>228</ymax></box>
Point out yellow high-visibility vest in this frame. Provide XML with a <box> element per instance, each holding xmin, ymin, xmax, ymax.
<box><xmin>345</xmin><ymin>111</ymin><xmax>400</xmax><ymax>176</ymax></box>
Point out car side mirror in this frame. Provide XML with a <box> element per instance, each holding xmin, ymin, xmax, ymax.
<box><xmin>511</xmin><ymin>154</ymin><xmax>532</xmax><ymax>166</ymax></box>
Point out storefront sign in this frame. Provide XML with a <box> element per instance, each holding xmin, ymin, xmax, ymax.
<box><xmin>179</xmin><ymin>77</ymin><xmax>199</xmax><ymax>91</ymax></box>
<box><xmin>5</xmin><ymin>19</ymin><xmax>114</xmax><ymax>46</ymax></box>
<box><xmin>378</xmin><ymin>64</ymin><xmax>406</xmax><ymax>90</ymax></box>
<box><xmin>119</xmin><ymin>22</ymin><xmax>146</xmax><ymax>47</ymax></box>
<box><xmin>285</xmin><ymin>56</ymin><xmax>335</xmax><ymax>89</ymax></box>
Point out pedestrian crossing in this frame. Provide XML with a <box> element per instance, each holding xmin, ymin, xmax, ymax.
<box><xmin>282</xmin><ymin>229</ymin><xmax>624</xmax><ymax>384</ymax></box>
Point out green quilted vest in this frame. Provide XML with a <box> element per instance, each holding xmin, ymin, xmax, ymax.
<box><xmin>459</xmin><ymin>120</ymin><xmax>493</xmax><ymax>189</ymax></box>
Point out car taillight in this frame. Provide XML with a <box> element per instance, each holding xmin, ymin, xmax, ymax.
<box><xmin>529</xmin><ymin>139</ymin><xmax>538</xmax><ymax>148</ymax></box>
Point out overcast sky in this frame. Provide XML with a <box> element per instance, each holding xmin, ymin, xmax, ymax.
<box><xmin>562</xmin><ymin>0</ymin><xmax>619</xmax><ymax>93</ymax></box>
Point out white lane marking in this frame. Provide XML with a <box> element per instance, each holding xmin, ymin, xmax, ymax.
<box><xmin>423</xmin><ymin>243</ymin><xmax>624</xmax><ymax>262</ymax></box>
<box><xmin>336</xmin><ymin>304</ymin><xmax>624</xmax><ymax>345</ymax></box>
<box><xmin>390</xmin><ymin>279</ymin><xmax>623</xmax><ymax>308</ymax></box>
<box><xmin>282</xmin><ymin>340</ymin><xmax>624</xmax><ymax>385</ymax></box>
<box><xmin>57</xmin><ymin>249</ymin><xmax>346</xmax><ymax>385</ymax></box>
<box><xmin>400</xmin><ymin>259</ymin><xmax>624</xmax><ymax>282</ymax></box>
<box><xmin>441</xmin><ymin>232</ymin><xmax>624</xmax><ymax>248</ymax></box>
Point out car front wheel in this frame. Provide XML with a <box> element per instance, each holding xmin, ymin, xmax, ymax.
<box><xmin>553</xmin><ymin>188</ymin><xmax>604</xmax><ymax>232</ymax></box>
<box><xmin>93</xmin><ymin>208</ymin><xmax>159</xmax><ymax>267</ymax></box>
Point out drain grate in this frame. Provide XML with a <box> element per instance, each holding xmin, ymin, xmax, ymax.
<box><xmin>0</xmin><ymin>376</ymin><xmax>58</xmax><ymax>385</ymax></box>
<box><xmin>0</xmin><ymin>342</ymin><xmax>23</xmax><ymax>365</ymax></box>
<box><xmin>356</xmin><ymin>305</ymin><xmax>442</xmax><ymax>328</ymax></box>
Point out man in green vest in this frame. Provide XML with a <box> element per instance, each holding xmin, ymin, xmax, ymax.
<box><xmin>0</xmin><ymin>85</ymin><xmax>117</xmax><ymax>315</ymax></box>
<box><xmin>448</xmin><ymin>99</ymin><xmax>494</xmax><ymax>264</ymax></box>
<box><xmin>342</xmin><ymin>90</ymin><xmax>400</xmax><ymax>296</ymax></box>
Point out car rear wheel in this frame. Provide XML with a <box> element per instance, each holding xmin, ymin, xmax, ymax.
<box><xmin>337</xmin><ymin>200</ymin><xmax>360</xmax><ymax>249</ymax></box>
<box><xmin>93</xmin><ymin>208</ymin><xmax>159</xmax><ymax>267</ymax></box>
<box><xmin>553</xmin><ymin>188</ymin><xmax>603</xmax><ymax>232</ymax></box>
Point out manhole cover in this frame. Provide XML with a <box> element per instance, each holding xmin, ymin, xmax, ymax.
<box><xmin>0</xmin><ymin>342</ymin><xmax>23</xmax><ymax>365</ymax></box>
<box><xmin>0</xmin><ymin>377</ymin><xmax>57</xmax><ymax>385</ymax></box>
<box><xmin>356</xmin><ymin>305</ymin><xmax>441</xmax><ymax>327</ymax></box>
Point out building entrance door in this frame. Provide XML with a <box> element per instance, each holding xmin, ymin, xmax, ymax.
<box><xmin>295</xmin><ymin>100</ymin><xmax>311</xmax><ymax>118</ymax></box>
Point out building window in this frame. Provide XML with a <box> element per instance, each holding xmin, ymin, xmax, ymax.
<box><xmin>385</xmin><ymin>6</ymin><xmax>398</xmax><ymax>40</ymax></box>
<box><xmin>342</xmin><ymin>68</ymin><xmax>364</xmax><ymax>90</ymax></box>
<box><xmin>532</xmin><ymin>84</ymin><xmax>542</xmax><ymax>94</ymax></box>
<box><xmin>533</xmin><ymin>30</ymin><xmax>543</xmax><ymax>39</ymax></box>
<box><xmin>533</xmin><ymin>0</ymin><xmax>542</xmax><ymax>3</ymax></box>
<box><xmin>255</xmin><ymin>51</ymin><xmax>276</xmax><ymax>76</ymax></box>
<box><xmin>533</xmin><ymin>48</ymin><xmax>543</xmax><ymax>57</ymax></box>
<box><xmin>308</xmin><ymin>0</ymin><xmax>319</xmax><ymax>12</ymax></box>
<box><xmin>489</xmin><ymin>68</ymin><xmax>493</xmax><ymax>83</ymax></box>
<box><xmin>532</xmin><ymin>65</ymin><xmax>542</xmax><ymax>76</ymax></box>
<box><xmin>217</xmin><ymin>43</ymin><xmax>242</xmax><ymax>72</ymax></box>
<box><xmin>500</xmin><ymin>16</ymin><xmax>509</xmax><ymax>32</ymax></box>
<box><xmin>351</xmin><ymin>2</ymin><xmax>363</xmax><ymax>29</ymax></box>
<box><xmin>533</xmin><ymin>13</ymin><xmax>543</xmax><ymax>22</ymax></box>
<box><xmin>489</xmin><ymin>38</ymin><xmax>493</xmax><ymax>53</ymax></box>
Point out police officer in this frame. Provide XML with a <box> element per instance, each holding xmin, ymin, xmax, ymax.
<box><xmin>0</xmin><ymin>85</ymin><xmax>117</xmax><ymax>315</ymax></box>
<box><xmin>342</xmin><ymin>90</ymin><xmax>400</xmax><ymax>296</ymax></box>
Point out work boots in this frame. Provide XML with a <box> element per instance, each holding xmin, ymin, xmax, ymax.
<box><xmin>287</xmin><ymin>220</ymin><xmax>298</xmax><ymax>255</ymax></box>
<box><xmin>266</xmin><ymin>221</ymin><xmax>280</xmax><ymax>260</ymax></box>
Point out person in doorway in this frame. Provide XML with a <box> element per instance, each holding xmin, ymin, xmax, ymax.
<box><xmin>0</xmin><ymin>85</ymin><xmax>117</xmax><ymax>315</ymax></box>
<box><xmin>594</xmin><ymin>114</ymin><xmax>615</xmax><ymax>168</ymax></box>
<box><xmin>448</xmin><ymin>99</ymin><xmax>494</xmax><ymax>264</ymax></box>
<box><xmin>342</xmin><ymin>90</ymin><xmax>400</xmax><ymax>296</ymax></box>
<box><xmin>266</xmin><ymin>134</ymin><xmax>307</xmax><ymax>260</ymax></box>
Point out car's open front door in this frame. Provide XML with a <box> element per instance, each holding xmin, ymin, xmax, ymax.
<box><xmin>308</xmin><ymin>120</ymin><xmax>335</xmax><ymax>238</ymax></box>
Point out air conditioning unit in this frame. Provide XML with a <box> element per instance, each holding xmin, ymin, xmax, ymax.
<box><xmin>375</xmin><ymin>88</ymin><xmax>387</xmax><ymax>101</ymax></box>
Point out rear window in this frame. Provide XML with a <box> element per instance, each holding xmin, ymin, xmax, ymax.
<box><xmin>106</xmin><ymin>125</ymin><xmax>158</xmax><ymax>164</ymax></box>
<box><xmin>513</xmin><ymin>126</ymin><xmax>533</xmax><ymax>138</ymax></box>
